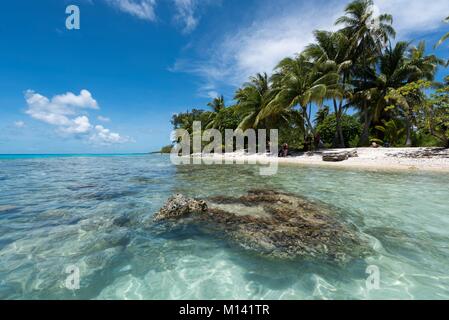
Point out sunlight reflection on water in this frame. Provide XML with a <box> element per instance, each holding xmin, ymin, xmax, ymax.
<box><xmin>0</xmin><ymin>154</ymin><xmax>449</xmax><ymax>299</ymax></box>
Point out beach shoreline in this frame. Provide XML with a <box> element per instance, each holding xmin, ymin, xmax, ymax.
<box><xmin>193</xmin><ymin>147</ymin><xmax>449</xmax><ymax>173</ymax></box>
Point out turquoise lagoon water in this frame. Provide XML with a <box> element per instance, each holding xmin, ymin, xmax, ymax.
<box><xmin>0</xmin><ymin>154</ymin><xmax>449</xmax><ymax>299</ymax></box>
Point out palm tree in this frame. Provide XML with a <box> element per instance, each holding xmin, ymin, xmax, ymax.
<box><xmin>304</xmin><ymin>30</ymin><xmax>353</xmax><ymax>147</ymax></box>
<box><xmin>206</xmin><ymin>95</ymin><xmax>225</xmax><ymax>129</ymax></box>
<box><xmin>336</xmin><ymin>0</ymin><xmax>396</xmax><ymax>145</ymax></box>
<box><xmin>207</xmin><ymin>95</ymin><xmax>225</xmax><ymax>113</ymax></box>
<box><xmin>234</xmin><ymin>73</ymin><xmax>274</xmax><ymax>131</ymax></box>
<box><xmin>374</xmin><ymin>119</ymin><xmax>405</xmax><ymax>146</ymax></box>
<box><xmin>314</xmin><ymin>105</ymin><xmax>330</xmax><ymax>127</ymax></box>
<box><xmin>358</xmin><ymin>41</ymin><xmax>441</xmax><ymax>146</ymax></box>
<box><xmin>435</xmin><ymin>16</ymin><xmax>449</xmax><ymax>48</ymax></box>
<box><xmin>335</xmin><ymin>0</ymin><xmax>395</xmax><ymax>53</ymax></box>
<box><xmin>388</xmin><ymin>41</ymin><xmax>443</xmax><ymax>145</ymax></box>
<box><xmin>264</xmin><ymin>54</ymin><xmax>338</xmax><ymax>144</ymax></box>
<box><xmin>407</xmin><ymin>41</ymin><xmax>444</xmax><ymax>82</ymax></box>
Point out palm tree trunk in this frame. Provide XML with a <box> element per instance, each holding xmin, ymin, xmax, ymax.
<box><xmin>307</xmin><ymin>103</ymin><xmax>316</xmax><ymax>136</ymax></box>
<box><xmin>359</xmin><ymin>44</ymin><xmax>371</xmax><ymax>147</ymax></box>
<box><xmin>338</xmin><ymin>120</ymin><xmax>345</xmax><ymax>148</ymax></box>
<box><xmin>301</xmin><ymin>105</ymin><xmax>315</xmax><ymax>151</ymax></box>
<box><xmin>360</xmin><ymin>107</ymin><xmax>371</xmax><ymax>146</ymax></box>
<box><xmin>333</xmin><ymin>99</ymin><xmax>346</xmax><ymax>148</ymax></box>
<box><xmin>333</xmin><ymin>99</ymin><xmax>340</xmax><ymax>147</ymax></box>
<box><xmin>337</xmin><ymin>74</ymin><xmax>348</xmax><ymax>148</ymax></box>
<box><xmin>302</xmin><ymin>108</ymin><xmax>307</xmax><ymax>143</ymax></box>
<box><xmin>405</xmin><ymin>117</ymin><xmax>412</xmax><ymax>147</ymax></box>
<box><xmin>338</xmin><ymin>122</ymin><xmax>346</xmax><ymax>148</ymax></box>
<box><xmin>405</xmin><ymin>107</ymin><xmax>413</xmax><ymax>147</ymax></box>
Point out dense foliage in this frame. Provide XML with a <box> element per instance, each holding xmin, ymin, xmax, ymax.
<box><xmin>317</xmin><ymin>114</ymin><xmax>362</xmax><ymax>148</ymax></box>
<box><xmin>168</xmin><ymin>0</ymin><xmax>448</xmax><ymax>150</ymax></box>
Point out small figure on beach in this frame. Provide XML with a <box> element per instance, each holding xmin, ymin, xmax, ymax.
<box><xmin>371</xmin><ymin>141</ymin><xmax>379</xmax><ymax>148</ymax></box>
<box><xmin>278</xmin><ymin>143</ymin><xmax>289</xmax><ymax>157</ymax></box>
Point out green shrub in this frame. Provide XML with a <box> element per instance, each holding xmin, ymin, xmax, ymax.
<box><xmin>414</xmin><ymin>132</ymin><xmax>446</xmax><ymax>147</ymax></box>
<box><xmin>316</xmin><ymin>114</ymin><xmax>362</xmax><ymax>148</ymax></box>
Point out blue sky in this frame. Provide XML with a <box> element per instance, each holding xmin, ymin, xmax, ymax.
<box><xmin>0</xmin><ymin>0</ymin><xmax>448</xmax><ymax>153</ymax></box>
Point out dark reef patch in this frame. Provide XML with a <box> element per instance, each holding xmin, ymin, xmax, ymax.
<box><xmin>153</xmin><ymin>190</ymin><xmax>373</xmax><ymax>264</ymax></box>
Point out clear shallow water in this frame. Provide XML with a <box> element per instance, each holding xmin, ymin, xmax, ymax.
<box><xmin>1</xmin><ymin>154</ymin><xmax>449</xmax><ymax>300</ymax></box>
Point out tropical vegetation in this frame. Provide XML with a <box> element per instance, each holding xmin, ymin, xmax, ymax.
<box><xmin>167</xmin><ymin>0</ymin><xmax>449</xmax><ymax>152</ymax></box>
<box><xmin>436</xmin><ymin>16</ymin><xmax>449</xmax><ymax>48</ymax></box>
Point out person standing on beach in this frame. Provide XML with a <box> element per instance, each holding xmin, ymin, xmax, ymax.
<box><xmin>278</xmin><ymin>143</ymin><xmax>289</xmax><ymax>157</ymax></box>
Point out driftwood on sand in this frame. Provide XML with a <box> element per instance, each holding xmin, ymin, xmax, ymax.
<box><xmin>322</xmin><ymin>150</ymin><xmax>358</xmax><ymax>162</ymax></box>
<box><xmin>153</xmin><ymin>190</ymin><xmax>371</xmax><ymax>264</ymax></box>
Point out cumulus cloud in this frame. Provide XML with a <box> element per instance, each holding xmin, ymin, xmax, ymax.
<box><xmin>52</xmin><ymin>89</ymin><xmax>98</xmax><ymax>109</ymax></box>
<box><xmin>105</xmin><ymin>0</ymin><xmax>157</xmax><ymax>21</ymax></box>
<box><xmin>90</xmin><ymin>125</ymin><xmax>129</xmax><ymax>144</ymax></box>
<box><xmin>25</xmin><ymin>89</ymin><xmax>98</xmax><ymax>128</ymax></box>
<box><xmin>24</xmin><ymin>90</ymin><xmax>129</xmax><ymax>145</ymax></box>
<box><xmin>61</xmin><ymin>116</ymin><xmax>92</xmax><ymax>134</ymax></box>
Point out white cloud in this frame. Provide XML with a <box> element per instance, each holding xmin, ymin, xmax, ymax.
<box><xmin>24</xmin><ymin>90</ymin><xmax>129</xmax><ymax>145</ymax></box>
<box><xmin>97</xmin><ymin>115</ymin><xmax>111</xmax><ymax>122</ymax></box>
<box><xmin>103</xmin><ymin>0</ymin><xmax>221</xmax><ymax>32</ymax></box>
<box><xmin>52</xmin><ymin>89</ymin><xmax>98</xmax><ymax>110</ymax></box>
<box><xmin>173</xmin><ymin>1</ymin><xmax>342</xmax><ymax>87</ymax></box>
<box><xmin>105</xmin><ymin>0</ymin><xmax>157</xmax><ymax>21</ymax></box>
<box><xmin>25</xmin><ymin>89</ymin><xmax>98</xmax><ymax>127</ymax></box>
<box><xmin>90</xmin><ymin>125</ymin><xmax>129</xmax><ymax>145</ymax></box>
<box><xmin>173</xmin><ymin>0</ymin><xmax>198</xmax><ymax>33</ymax></box>
<box><xmin>374</xmin><ymin>0</ymin><xmax>449</xmax><ymax>37</ymax></box>
<box><xmin>207</xmin><ymin>90</ymin><xmax>218</xmax><ymax>99</ymax></box>
<box><xmin>14</xmin><ymin>121</ymin><xmax>25</xmax><ymax>128</ymax></box>
<box><xmin>174</xmin><ymin>0</ymin><xmax>449</xmax><ymax>90</ymax></box>
<box><xmin>61</xmin><ymin>116</ymin><xmax>92</xmax><ymax>134</ymax></box>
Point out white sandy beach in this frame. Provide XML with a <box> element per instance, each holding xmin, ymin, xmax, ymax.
<box><xmin>195</xmin><ymin>147</ymin><xmax>449</xmax><ymax>172</ymax></box>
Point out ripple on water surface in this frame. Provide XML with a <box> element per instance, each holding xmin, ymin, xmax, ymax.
<box><xmin>0</xmin><ymin>155</ymin><xmax>449</xmax><ymax>299</ymax></box>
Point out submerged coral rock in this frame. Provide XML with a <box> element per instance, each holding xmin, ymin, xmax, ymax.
<box><xmin>153</xmin><ymin>190</ymin><xmax>371</xmax><ymax>263</ymax></box>
<box><xmin>153</xmin><ymin>194</ymin><xmax>208</xmax><ymax>221</ymax></box>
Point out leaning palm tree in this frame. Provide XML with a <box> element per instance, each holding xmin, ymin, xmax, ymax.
<box><xmin>435</xmin><ymin>16</ymin><xmax>449</xmax><ymax>48</ymax></box>
<box><xmin>234</xmin><ymin>73</ymin><xmax>274</xmax><ymax>131</ymax></box>
<box><xmin>336</xmin><ymin>0</ymin><xmax>396</xmax><ymax>145</ymax></box>
<box><xmin>263</xmin><ymin>54</ymin><xmax>339</xmax><ymax>144</ymax></box>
